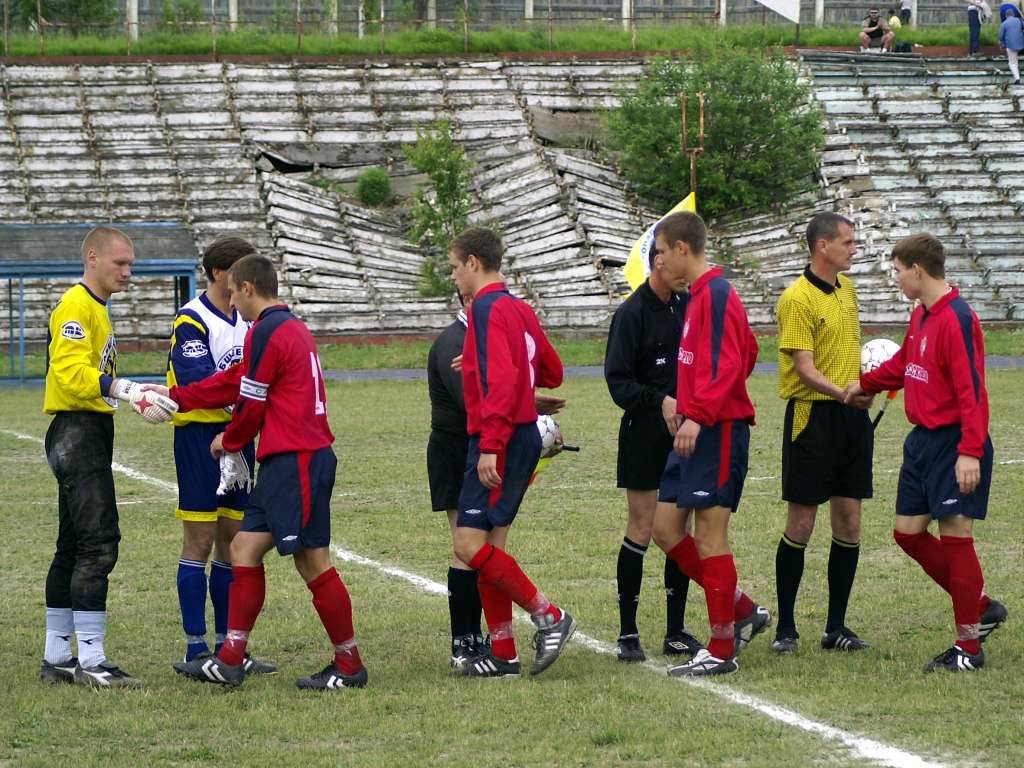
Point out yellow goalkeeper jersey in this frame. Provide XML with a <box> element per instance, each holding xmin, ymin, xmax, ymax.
<box><xmin>43</xmin><ymin>283</ymin><xmax>118</xmax><ymax>414</ymax></box>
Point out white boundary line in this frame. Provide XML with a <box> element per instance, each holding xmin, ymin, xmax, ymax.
<box><xmin>2</xmin><ymin>427</ymin><xmax>944</xmax><ymax>768</ymax></box>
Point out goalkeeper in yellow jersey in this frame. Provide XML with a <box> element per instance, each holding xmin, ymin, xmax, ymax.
<box><xmin>40</xmin><ymin>226</ymin><xmax>177</xmax><ymax>689</ymax></box>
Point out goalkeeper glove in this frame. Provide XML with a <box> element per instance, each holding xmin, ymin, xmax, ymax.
<box><xmin>110</xmin><ymin>378</ymin><xmax>178</xmax><ymax>424</ymax></box>
<box><xmin>217</xmin><ymin>451</ymin><xmax>253</xmax><ymax>495</ymax></box>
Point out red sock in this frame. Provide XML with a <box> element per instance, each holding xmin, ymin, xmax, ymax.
<box><xmin>478</xmin><ymin>579</ymin><xmax>516</xmax><ymax>660</ymax></box>
<box><xmin>701</xmin><ymin>554</ymin><xmax>738</xmax><ymax>660</ymax></box>
<box><xmin>893</xmin><ymin>530</ymin><xmax>990</xmax><ymax>614</ymax></box>
<box><xmin>941</xmin><ymin>536</ymin><xmax>983</xmax><ymax>656</ymax></box>
<box><xmin>218</xmin><ymin>564</ymin><xmax>265</xmax><ymax>666</ymax></box>
<box><xmin>469</xmin><ymin>544</ymin><xmax>561</xmax><ymax>624</ymax></box>
<box><xmin>307</xmin><ymin>568</ymin><xmax>363</xmax><ymax>675</ymax></box>
<box><xmin>668</xmin><ymin>536</ymin><xmax>756</xmax><ymax>620</ymax></box>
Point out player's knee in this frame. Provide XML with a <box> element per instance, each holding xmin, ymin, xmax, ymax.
<box><xmin>77</xmin><ymin>537</ymin><xmax>119</xmax><ymax>579</ymax></box>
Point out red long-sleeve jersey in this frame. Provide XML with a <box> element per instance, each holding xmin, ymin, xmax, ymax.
<box><xmin>171</xmin><ymin>305</ymin><xmax>334</xmax><ymax>461</ymax></box>
<box><xmin>676</xmin><ymin>267</ymin><xmax>758</xmax><ymax>426</ymax></box>
<box><xmin>462</xmin><ymin>282</ymin><xmax>563</xmax><ymax>453</ymax></box>
<box><xmin>860</xmin><ymin>287</ymin><xmax>988</xmax><ymax>458</ymax></box>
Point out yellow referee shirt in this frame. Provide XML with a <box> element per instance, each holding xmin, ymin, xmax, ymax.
<box><xmin>776</xmin><ymin>266</ymin><xmax>861</xmax><ymax>402</ymax></box>
<box><xmin>43</xmin><ymin>283</ymin><xmax>118</xmax><ymax>414</ymax></box>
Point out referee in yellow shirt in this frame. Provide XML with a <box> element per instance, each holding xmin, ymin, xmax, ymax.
<box><xmin>41</xmin><ymin>226</ymin><xmax>175</xmax><ymax>689</ymax></box>
<box><xmin>772</xmin><ymin>213</ymin><xmax>876</xmax><ymax>655</ymax></box>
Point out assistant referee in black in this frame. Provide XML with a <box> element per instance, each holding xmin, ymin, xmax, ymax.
<box><xmin>604</xmin><ymin>247</ymin><xmax>701</xmax><ymax>663</ymax></box>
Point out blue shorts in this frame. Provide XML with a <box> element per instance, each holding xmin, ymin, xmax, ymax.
<box><xmin>658</xmin><ymin>421</ymin><xmax>750</xmax><ymax>512</ymax></box>
<box><xmin>457</xmin><ymin>423</ymin><xmax>541</xmax><ymax>531</ymax></box>
<box><xmin>896</xmin><ymin>425</ymin><xmax>993</xmax><ymax>521</ymax></box>
<box><xmin>241</xmin><ymin>447</ymin><xmax>337</xmax><ymax>556</ymax></box>
<box><xmin>173</xmin><ymin>422</ymin><xmax>255</xmax><ymax>522</ymax></box>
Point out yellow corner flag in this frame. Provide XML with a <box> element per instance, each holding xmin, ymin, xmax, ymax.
<box><xmin>621</xmin><ymin>193</ymin><xmax>696</xmax><ymax>292</ymax></box>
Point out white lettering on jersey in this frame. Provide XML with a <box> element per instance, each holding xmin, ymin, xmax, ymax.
<box><xmin>216</xmin><ymin>345</ymin><xmax>244</xmax><ymax>371</ymax></box>
<box><xmin>655</xmin><ymin>357</ymin><xmax>667</xmax><ymax>366</ymax></box>
<box><xmin>678</xmin><ymin>348</ymin><xmax>694</xmax><ymax>366</ymax></box>
<box><xmin>906</xmin><ymin>363</ymin><xmax>929</xmax><ymax>383</ymax></box>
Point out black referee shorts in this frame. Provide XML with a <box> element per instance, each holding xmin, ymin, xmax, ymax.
<box><xmin>427</xmin><ymin>429</ymin><xmax>469</xmax><ymax>512</ymax></box>
<box><xmin>617</xmin><ymin>409</ymin><xmax>675</xmax><ymax>491</ymax></box>
<box><xmin>782</xmin><ymin>399</ymin><xmax>873</xmax><ymax>506</ymax></box>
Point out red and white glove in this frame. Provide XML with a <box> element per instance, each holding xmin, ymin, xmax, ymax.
<box><xmin>111</xmin><ymin>378</ymin><xmax>178</xmax><ymax>424</ymax></box>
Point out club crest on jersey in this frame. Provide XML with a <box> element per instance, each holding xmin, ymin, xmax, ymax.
<box><xmin>920</xmin><ymin>336</ymin><xmax>927</xmax><ymax>356</ymax></box>
<box><xmin>678</xmin><ymin>348</ymin><xmax>694</xmax><ymax>366</ymax></box>
<box><xmin>181</xmin><ymin>340</ymin><xmax>208</xmax><ymax>359</ymax></box>
<box><xmin>216</xmin><ymin>345</ymin><xmax>244</xmax><ymax>371</ymax></box>
<box><xmin>60</xmin><ymin>321</ymin><xmax>86</xmax><ymax>340</ymax></box>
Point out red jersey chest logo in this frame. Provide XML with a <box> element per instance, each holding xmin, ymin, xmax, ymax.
<box><xmin>678</xmin><ymin>348</ymin><xmax>694</xmax><ymax>366</ymax></box>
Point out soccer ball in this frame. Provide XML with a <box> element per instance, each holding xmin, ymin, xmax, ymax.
<box><xmin>536</xmin><ymin>415</ymin><xmax>562</xmax><ymax>459</ymax></box>
<box><xmin>861</xmin><ymin>338</ymin><xmax>901</xmax><ymax>374</ymax></box>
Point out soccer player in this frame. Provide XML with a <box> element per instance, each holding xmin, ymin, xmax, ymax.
<box><xmin>165</xmin><ymin>254</ymin><xmax>367</xmax><ymax>690</ymax></box>
<box><xmin>166</xmin><ymin>236</ymin><xmax>274</xmax><ymax>674</ymax></box>
<box><xmin>845</xmin><ymin>234</ymin><xmax>1007</xmax><ymax>672</ymax></box>
<box><xmin>604</xmin><ymin>242</ymin><xmax>701</xmax><ymax>663</ymax></box>
<box><xmin>772</xmin><ymin>212</ymin><xmax>874</xmax><ymax>655</ymax></box>
<box><xmin>447</xmin><ymin>227</ymin><xmax>575</xmax><ymax>678</ymax></box>
<box><xmin>647</xmin><ymin>211</ymin><xmax>770</xmax><ymax>677</ymax></box>
<box><xmin>40</xmin><ymin>226</ymin><xmax>177</xmax><ymax>688</ymax></box>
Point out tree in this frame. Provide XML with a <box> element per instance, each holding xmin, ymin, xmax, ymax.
<box><xmin>402</xmin><ymin>121</ymin><xmax>473</xmax><ymax>297</ymax></box>
<box><xmin>605</xmin><ymin>43</ymin><xmax>824</xmax><ymax>220</ymax></box>
<box><xmin>13</xmin><ymin>0</ymin><xmax>117</xmax><ymax>32</ymax></box>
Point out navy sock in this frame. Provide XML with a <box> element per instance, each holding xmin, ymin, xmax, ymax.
<box><xmin>209</xmin><ymin>559</ymin><xmax>233</xmax><ymax>651</ymax></box>
<box><xmin>177</xmin><ymin>559</ymin><xmax>209</xmax><ymax>660</ymax></box>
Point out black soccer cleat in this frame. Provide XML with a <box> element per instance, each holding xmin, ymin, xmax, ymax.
<box><xmin>531</xmin><ymin>611</ymin><xmax>576</xmax><ymax>676</ymax></box>
<box><xmin>450</xmin><ymin>634</ymin><xmax>487</xmax><ymax>670</ymax></box>
<box><xmin>820</xmin><ymin>627</ymin><xmax>871</xmax><ymax>652</ymax></box>
<box><xmin>454</xmin><ymin>652</ymin><xmax>522</xmax><ymax>678</ymax></box>
<box><xmin>923</xmin><ymin>645</ymin><xmax>984</xmax><ymax>673</ymax></box>
<box><xmin>74</xmin><ymin>660</ymin><xmax>143</xmax><ymax>688</ymax></box>
<box><xmin>242</xmin><ymin>653</ymin><xmax>278</xmax><ymax>675</ymax></box>
<box><xmin>663</xmin><ymin>630</ymin><xmax>704</xmax><ymax>658</ymax></box>
<box><xmin>40</xmin><ymin>657</ymin><xmax>78</xmax><ymax>685</ymax></box>
<box><xmin>667</xmin><ymin>648</ymin><xmax>739</xmax><ymax>677</ymax></box>
<box><xmin>174</xmin><ymin>654</ymin><xmax>244</xmax><ymax>687</ymax></box>
<box><xmin>734</xmin><ymin>605</ymin><xmax>772</xmax><ymax>651</ymax></box>
<box><xmin>616</xmin><ymin>634</ymin><xmax>647</xmax><ymax>663</ymax></box>
<box><xmin>771</xmin><ymin>631</ymin><xmax>799</xmax><ymax>654</ymax></box>
<box><xmin>296</xmin><ymin>662</ymin><xmax>368</xmax><ymax>690</ymax></box>
<box><xmin>978</xmin><ymin>599</ymin><xmax>1007</xmax><ymax>643</ymax></box>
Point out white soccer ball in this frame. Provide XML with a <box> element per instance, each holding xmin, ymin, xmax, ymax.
<box><xmin>536</xmin><ymin>415</ymin><xmax>562</xmax><ymax>459</ymax></box>
<box><xmin>861</xmin><ymin>338</ymin><xmax>901</xmax><ymax>374</ymax></box>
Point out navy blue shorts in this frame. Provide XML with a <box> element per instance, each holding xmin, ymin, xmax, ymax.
<box><xmin>658</xmin><ymin>421</ymin><xmax>750</xmax><ymax>512</ymax></box>
<box><xmin>457</xmin><ymin>423</ymin><xmax>541</xmax><ymax>531</ymax></box>
<box><xmin>173</xmin><ymin>422</ymin><xmax>255</xmax><ymax>522</ymax></box>
<box><xmin>242</xmin><ymin>446</ymin><xmax>337</xmax><ymax>556</ymax></box>
<box><xmin>896</xmin><ymin>425</ymin><xmax>993</xmax><ymax>520</ymax></box>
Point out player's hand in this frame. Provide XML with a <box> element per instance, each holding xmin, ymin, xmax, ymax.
<box><xmin>674</xmin><ymin>418</ymin><xmax>700</xmax><ymax>458</ymax></box>
<box><xmin>955</xmin><ymin>454</ymin><xmax>981</xmax><ymax>495</ymax></box>
<box><xmin>477</xmin><ymin>452</ymin><xmax>502</xmax><ymax>489</ymax></box>
<box><xmin>111</xmin><ymin>378</ymin><xmax>178</xmax><ymax>424</ymax></box>
<box><xmin>535</xmin><ymin>393</ymin><xmax>566</xmax><ymax>415</ymax></box>
<box><xmin>210</xmin><ymin>432</ymin><xmax>226</xmax><ymax>459</ymax></box>
<box><xmin>842</xmin><ymin>382</ymin><xmax>873</xmax><ymax>409</ymax></box>
<box><xmin>662</xmin><ymin>396</ymin><xmax>681</xmax><ymax>435</ymax></box>
<box><xmin>139</xmin><ymin>383</ymin><xmax>171</xmax><ymax>398</ymax></box>
<box><xmin>451</xmin><ymin>354</ymin><xmax>463</xmax><ymax>372</ymax></box>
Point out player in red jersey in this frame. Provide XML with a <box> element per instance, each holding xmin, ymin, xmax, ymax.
<box><xmin>447</xmin><ymin>227</ymin><xmax>576</xmax><ymax>678</ymax></box>
<box><xmin>648</xmin><ymin>212</ymin><xmax>772</xmax><ymax>676</ymax></box>
<box><xmin>153</xmin><ymin>254</ymin><xmax>366</xmax><ymax>690</ymax></box>
<box><xmin>845</xmin><ymin>234</ymin><xmax>1007</xmax><ymax>672</ymax></box>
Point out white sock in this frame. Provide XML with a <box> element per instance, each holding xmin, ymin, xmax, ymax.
<box><xmin>44</xmin><ymin>607</ymin><xmax>74</xmax><ymax>665</ymax></box>
<box><xmin>73</xmin><ymin>610</ymin><xmax>107</xmax><ymax>669</ymax></box>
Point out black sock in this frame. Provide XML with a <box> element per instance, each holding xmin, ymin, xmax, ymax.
<box><xmin>664</xmin><ymin>554</ymin><xmax>690</xmax><ymax>636</ymax></box>
<box><xmin>447</xmin><ymin>567</ymin><xmax>481</xmax><ymax>640</ymax></box>
<box><xmin>617</xmin><ymin>537</ymin><xmax>647</xmax><ymax>638</ymax></box>
<box><xmin>825</xmin><ymin>537</ymin><xmax>860</xmax><ymax>633</ymax></box>
<box><xmin>775</xmin><ymin>535</ymin><xmax>806</xmax><ymax>635</ymax></box>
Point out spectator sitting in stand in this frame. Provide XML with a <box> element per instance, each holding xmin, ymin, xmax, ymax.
<box><xmin>861</xmin><ymin>7</ymin><xmax>896</xmax><ymax>51</ymax></box>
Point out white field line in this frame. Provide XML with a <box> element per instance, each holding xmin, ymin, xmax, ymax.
<box><xmin>2</xmin><ymin>427</ymin><xmax>945</xmax><ymax>768</ymax></box>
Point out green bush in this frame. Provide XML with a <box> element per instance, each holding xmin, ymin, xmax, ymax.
<box><xmin>402</xmin><ymin>121</ymin><xmax>473</xmax><ymax>297</ymax></box>
<box><xmin>605</xmin><ymin>43</ymin><xmax>825</xmax><ymax>220</ymax></box>
<box><xmin>161</xmin><ymin>0</ymin><xmax>203</xmax><ymax>33</ymax></box>
<box><xmin>356</xmin><ymin>168</ymin><xmax>392</xmax><ymax>206</ymax></box>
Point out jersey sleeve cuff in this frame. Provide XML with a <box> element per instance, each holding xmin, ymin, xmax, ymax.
<box><xmin>99</xmin><ymin>374</ymin><xmax>113</xmax><ymax>397</ymax></box>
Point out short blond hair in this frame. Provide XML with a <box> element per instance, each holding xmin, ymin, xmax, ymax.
<box><xmin>80</xmin><ymin>226</ymin><xmax>133</xmax><ymax>263</ymax></box>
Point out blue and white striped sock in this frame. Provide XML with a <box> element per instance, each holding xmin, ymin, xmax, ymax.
<box><xmin>177</xmin><ymin>558</ymin><xmax>209</xmax><ymax>661</ymax></box>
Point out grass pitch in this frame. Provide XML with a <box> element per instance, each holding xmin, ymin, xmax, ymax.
<box><xmin>1</xmin><ymin>372</ymin><xmax>1023</xmax><ymax>767</ymax></box>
